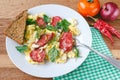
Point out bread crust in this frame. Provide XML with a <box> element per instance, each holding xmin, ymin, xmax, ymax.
<box><xmin>4</xmin><ymin>10</ymin><xmax>28</xmax><ymax>44</ymax></box>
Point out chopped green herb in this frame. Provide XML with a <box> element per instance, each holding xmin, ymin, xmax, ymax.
<box><xmin>56</xmin><ymin>22</ymin><xmax>61</xmax><ymax>29</ymax></box>
<box><xmin>43</xmin><ymin>15</ymin><xmax>51</xmax><ymax>23</ymax></box>
<box><xmin>16</xmin><ymin>45</ymin><xmax>28</xmax><ymax>53</ymax></box>
<box><xmin>26</xmin><ymin>18</ymin><xmax>36</xmax><ymax>25</ymax></box>
<box><xmin>46</xmin><ymin>25</ymin><xmax>57</xmax><ymax>31</ymax></box>
<box><xmin>56</xmin><ymin>19</ymin><xmax>71</xmax><ymax>32</ymax></box>
<box><xmin>73</xmin><ymin>47</ymin><xmax>79</xmax><ymax>57</ymax></box>
<box><xmin>36</xmin><ymin>31</ymin><xmax>40</xmax><ymax>39</ymax></box>
<box><xmin>48</xmin><ymin>46</ymin><xmax>59</xmax><ymax>62</ymax></box>
<box><xmin>24</xmin><ymin>30</ymin><xmax>29</xmax><ymax>40</ymax></box>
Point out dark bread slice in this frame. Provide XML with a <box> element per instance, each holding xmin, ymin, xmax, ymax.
<box><xmin>4</xmin><ymin>10</ymin><xmax>28</xmax><ymax>44</ymax></box>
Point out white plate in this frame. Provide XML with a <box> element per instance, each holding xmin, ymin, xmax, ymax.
<box><xmin>6</xmin><ymin>4</ymin><xmax>92</xmax><ymax>78</ymax></box>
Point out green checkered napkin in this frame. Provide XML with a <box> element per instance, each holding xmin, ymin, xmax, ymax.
<box><xmin>53</xmin><ymin>28</ymin><xmax>120</xmax><ymax>80</ymax></box>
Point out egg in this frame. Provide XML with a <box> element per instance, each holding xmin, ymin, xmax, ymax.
<box><xmin>31</xmin><ymin>44</ymin><xmax>39</xmax><ymax>50</ymax></box>
<box><xmin>71</xmin><ymin>18</ymin><xmax>78</xmax><ymax>26</ymax></box>
<box><xmin>45</xmin><ymin>29</ymin><xmax>56</xmax><ymax>34</ymax></box>
<box><xmin>69</xmin><ymin>25</ymin><xmax>80</xmax><ymax>36</ymax></box>
<box><xmin>27</xmin><ymin>31</ymin><xmax>37</xmax><ymax>47</ymax></box>
<box><xmin>67</xmin><ymin>50</ymin><xmax>76</xmax><ymax>58</ymax></box>
<box><xmin>28</xmin><ymin>15</ymin><xmax>34</xmax><ymax>19</ymax></box>
<box><xmin>27</xmin><ymin>25</ymin><xmax>35</xmax><ymax>30</ymax></box>
<box><xmin>38</xmin><ymin>13</ymin><xmax>45</xmax><ymax>18</ymax></box>
<box><xmin>33</xmin><ymin>14</ymin><xmax>39</xmax><ymax>20</ymax></box>
<box><xmin>55</xmin><ymin>54</ymin><xmax>67</xmax><ymax>63</ymax></box>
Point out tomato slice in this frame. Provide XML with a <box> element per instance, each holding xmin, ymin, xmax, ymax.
<box><xmin>30</xmin><ymin>48</ymin><xmax>45</xmax><ymax>62</ymax></box>
<box><xmin>51</xmin><ymin>16</ymin><xmax>62</xmax><ymax>26</ymax></box>
<box><xmin>36</xmin><ymin>33</ymin><xmax>54</xmax><ymax>47</ymax></box>
<box><xmin>36</xmin><ymin>17</ymin><xmax>46</xmax><ymax>28</ymax></box>
<box><xmin>59</xmin><ymin>32</ymin><xmax>73</xmax><ymax>52</ymax></box>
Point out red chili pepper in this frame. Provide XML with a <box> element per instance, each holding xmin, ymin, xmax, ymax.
<box><xmin>88</xmin><ymin>16</ymin><xmax>120</xmax><ymax>43</ymax></box>
<box><xmin>107</xmin><ymin>26</ymin><xmax>120</xmax><ymax>39</ymax></box>
<box><xmin>98</xmin><ymin>20</ymin><xmax>120</xmax><ymax>39</ymax></box>
<box><xmin>94</xmin><ymin>19</ymin><xmax>114</xmax><ymax>43</ymax></box>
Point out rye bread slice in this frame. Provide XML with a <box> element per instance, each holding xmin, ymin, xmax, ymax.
<box><xmin>4</xmin><ymin>10</ymin><xmax>28</xmax><ymax>44</ymax></box>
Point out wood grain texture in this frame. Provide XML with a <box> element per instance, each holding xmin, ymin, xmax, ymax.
<box><xmin>0</xmin><ymin>68</ymin><xmax>51</xmax><ymax>80</ymax></box>
<box><xmin>0</xmin><ymin>0</ymin><xmax>120</xmax><ymax>80</ymax></box>
<box><xmin>0</xmin><ymin>55</ymin><xmax>15</xmax><ymax>68</ymax></box>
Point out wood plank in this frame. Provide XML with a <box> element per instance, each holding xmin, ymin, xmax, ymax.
<box><xmin>0</xmin><ymin>27</ymin><xmax>6</xmax><ymax>55</ymax></box>
<box><xmin>0</xmin><ymin>46</ymin><xmax>7</xmax><ymax>55</ymax></box>
<box><xmin>0</xmin><ymin>55</ymin><xmax>15</xmax><ymax>68</ymax></box>
<box><xmin>0</xmin><ymin>0</ymin><xmax>78</xmax><ymax>19</ymax></box>
<box><xmin>112</xmin><ymin>50</ymin><xmax>120</xmax><ymax>59</ymax></box>
<box><xmin>100</xmin><ymin>0</ymin><xmax>120</xmax><ymax>8</ymax></box>
<box><xmin>0</xmin><ymin>68</ymin><xmax>52</xmax><ymax>80</ymax></box>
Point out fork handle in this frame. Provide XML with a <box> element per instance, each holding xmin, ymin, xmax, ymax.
<box><xmin>82</xmin><ymin>44</ymin><xmax>120</xmax><ymax>69</ymax></box>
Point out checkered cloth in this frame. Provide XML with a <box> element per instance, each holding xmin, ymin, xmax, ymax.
<box><xmin>53</xmin><ymin>28</ymin><xmax>120</xmax><ymax>80</ymax></box>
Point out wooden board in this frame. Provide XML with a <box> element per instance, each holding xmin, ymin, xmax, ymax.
<box><xmin>0</xmin><ymin>0</ymin><xmax>120</xmax><ymax>79</ymax></box>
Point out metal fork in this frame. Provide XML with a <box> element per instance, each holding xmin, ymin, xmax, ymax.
<box><xmin>75</xmin><ymin>38</ymin><xmax>120</xmax><ymax>69</ymax></box>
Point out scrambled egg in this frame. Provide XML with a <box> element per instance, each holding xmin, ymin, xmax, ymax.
<box><xmin>45</xmin><ymin>29</ymin><xmax>56</xmax><ymax>34</ymax></box>
<box><xmin>28</xmin><ymin>13</ymin><xmax>45</xmax><ymax>20</ymax></box>
<box><xmin>69</xmin><ymin>19</ymin><xmax>80</xmax><ymax>36</ymax></box>
<box><xmin>56</xmin><ymin>53</ymin><xmax>67</xmax><ymax>63</ymax></box>
<box><xmin>67</xmin><ymin>50</ymin><xmax>76</xmax><ymax>58</ymax></box>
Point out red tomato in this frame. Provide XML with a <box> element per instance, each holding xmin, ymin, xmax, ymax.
<box><xmin>51</xmin><ymin>16</ymin><xmax>62</xmax><ymax>26</ymax></box>
<box><xmin>77</xmin><ymin>0</ymin><xmax>100</xmax><ymax>17</ymax></box>
<box><xmin>36</xmin><ymin>17</ymin><xmax>46</xmax><ymax>28</ymax></box>
<box><xmin>36</xmin><ymin>33</ymin><xmax>54</xmax><ymax>47</ymax></box>
<box><xmin>59</xmin><ymin>32</ymin><xmax>73</xmax><ymax>52</ymax></box>
<box><xmin>30</xmin><ymin>48</ymin><xmax>45</xmax><ymax>62</ymax></box>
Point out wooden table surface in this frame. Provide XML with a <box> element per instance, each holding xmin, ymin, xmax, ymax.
<box><xmin>0</xmin><ymin>0</ymin><xmax>120</xmax><ymax>80</ymax></box>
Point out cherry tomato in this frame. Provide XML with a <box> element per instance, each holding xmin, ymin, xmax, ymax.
<box><xmin>30</xmin><ymin>48</ymin><xmax>45</xmax><ymax>62</ymax></box>
<box><xmin>36</xmin><ymin>33</ymin><xmax>54</xmax><ymax>47</ymax></box>
<box><xmin>36</xmin><ymin>17</ymin><xmax>46</xmax><ymax>28</ymax></box>
<box><xmin>59</xmin><ymin>32</ymin><xmax>73</xmax><ymax>52</ymax></box>
<box><xmin>77</xmin><ymin>0</ymin><xmax>100</xmax><ymax>17</ymax></box>
<box><xmin>51</xmin><ymin>16</ymin><xmax>62</xmax><ymax>26</ymax></box>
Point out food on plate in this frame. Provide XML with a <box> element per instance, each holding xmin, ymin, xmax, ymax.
<box><xmin>100</xmin><ymin>2</ymin><xmax>120</xmax><ymax>21</ymax></box>
<box><xmin>59</xmin><ymin>32</ymin><xmax>73</xmax><ymax>52</ymax></box>
<box><xmin>77</xmin><ymin>0</ymin><xmax>100</xmax><ymax>17</ymax></box>
<box><xmin>6</xmin><ymin>12</ymin><xmax>80</xmax><ymax>64</ymax></box>
<box><xmin>4</xmin><ymin>10</ymin><xmax>28</xmax><ymax>44</ymax></box>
